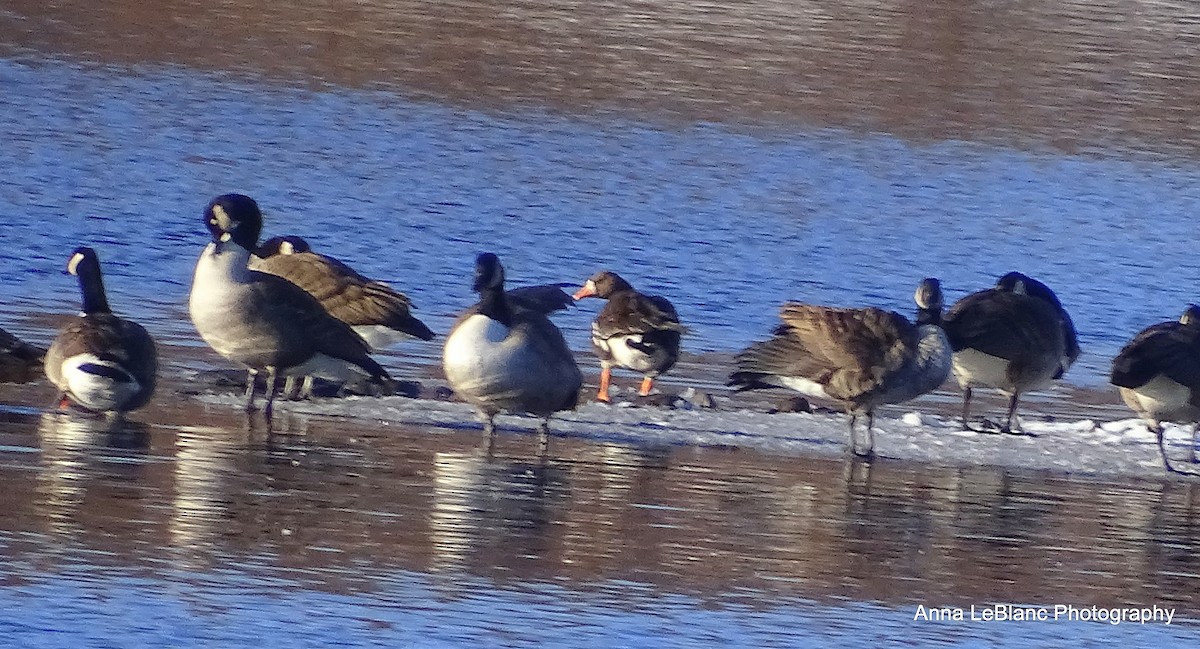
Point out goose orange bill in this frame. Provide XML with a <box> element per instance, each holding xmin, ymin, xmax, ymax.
<box><xmin>573</xmin><ymin>279</ymin><xmax>597</xmax><ymax>300</ymax></box>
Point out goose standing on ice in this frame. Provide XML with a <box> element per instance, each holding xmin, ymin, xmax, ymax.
<box><xmin>45</xmin><ymin>247</ymin><xmax>157</xmax><ymax>415</ymax></box>
<box><xmin>1111</xmin><ymin>305</ymin><xmax>1200</xmax><ymax>473</ymax></box>
<box><xmin>252</xmin><ymin>235</ymin><xmax>435</xmax><ymax>397</ymax></box>
<box><xmin>572</xmin><ymin>271</ymin><xmax>684</xmax><ymax>402</ymax></box>
<box><xmin>188</xmin><ymin>193</ymin><xmax>391</xmax><ymax>415</ymax></box>
<box><xmin>942</xmin><ymin>272</ymin><xmax>1080</xmax><ymax>433</ymax></box>
<box><xmin>442</xmin><ymin>253</ymin><xmax>582</xmax><ymax>450</ymax></box>
<box><xmin>728</xmin><ymin>278</ymin><xmax>951</xmax><ymax>457</ymax></box>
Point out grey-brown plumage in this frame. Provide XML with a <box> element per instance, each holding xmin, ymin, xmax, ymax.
<box><xmin>45</xmin><ymin>247</ymin><xmax>157</xmax><ymax>414</ymax></box>
<box><xmin>572</xmin><ymin>271</ymin><xmax>684</xmax><ymax>401</ymax></box>
<box><xmin>943</xmin><ymin>271</ymin><xmax>1079</xmax><ymax>433</ymax></box>
<box><xmin>251</xmin><ymin>235</ymin><xmax>435</xmax><ymax>346</ymax></box>
<box><xmin>729</xmin><ymin>278</ymin><xmax>951</xmax><ymax>456</ymax></box>
<box><xmin>442</xmin><ymin>253</ymin><xmax>582</xmax><ymax>452</ymax></box>
<box><xmin>1111</xmin><ymin>305</ymin><xmax>1200</xmax><ymax>473</ymax></box>
<box><xmin>189</xmin><ymin>194</ymin><xmax>391</xmax><ymax>415</ymax></box>
<box><xmin>0</xmin><ymin>326</ymin><xmax>45</xmax><ymax>384</ymax></box>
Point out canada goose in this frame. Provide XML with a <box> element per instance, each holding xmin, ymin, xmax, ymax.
<box><xmin>188</xmin><ymin>193</ymin><xmax>391</xmax><ymax>415</ymax></box>
<box><xmin>942</xmin><ymin>271</ymin><xmax>1079</xmax><ymax>433</ymax></box>
<box><xmin>442</xmin><ymin>253</ymin><xmax>582</xmax><ymax>449</ymax></box>
<box><xmin>728</xmin><ymin>278</ymin><xmax>951</xmax><ymax>457</ymax></box>
<box><xmin>251</xmin><ymin>235</ymin><xmax>435</xmax><ymax>347</ymax></box>
<box><xmin>572</xmin><ymin>271</ymin><xmax>684</xmax><ymax>402</ymax></box>
<box><xmin>1111</xmin><ymin>305</ymin><xmax>1200</xmax><ymax>473</ymax></box>
<box><xmin>44</xmin><ymin>247</ymin><xmax>157</xmax><ymax>415</ymax></box>
<box><xmin>0</xmin><ymin>326</ymin><xmax>45</xmax><ymax>384</ymax></box>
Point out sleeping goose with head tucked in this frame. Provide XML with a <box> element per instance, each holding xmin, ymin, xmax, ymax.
<box><xmin>942</xmin><ymin>271</ymin><xmax>1079</xmax><ymax>434</ymax></box>
<box><xmin>442</xmin><ymin>253</ymin><xmax>582</xmax><ymax>450</ymax></box>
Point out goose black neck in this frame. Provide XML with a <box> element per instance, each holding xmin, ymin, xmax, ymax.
<box><xmin>916</xmin><ymin>306</ymin><xmax>942</xmax><ymax>327</ymax></box>
<box><xmin>77</xmin><ymin>267</ymin><xmax>111</xmax><ymax>315</ymax></box>
<box><xmin>477</xmin><ymin>286</ymin><xmax>513</xmax><ymax>327</ymax></box>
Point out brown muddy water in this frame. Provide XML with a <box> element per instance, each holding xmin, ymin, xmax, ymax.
<box><xmin>3</xmin><ymin>0</ymin><xmax>1200</xmax><ymax>645</ymax></box>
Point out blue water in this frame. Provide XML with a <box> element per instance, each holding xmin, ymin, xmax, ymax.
<box><xmin>4</xmin><ymin>58</ymin><xmax>1200</xmax><ymax>384</ymax></box>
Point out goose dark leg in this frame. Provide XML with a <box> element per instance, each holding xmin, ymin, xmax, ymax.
<box><xmin>847</xmin><ymin>413</ymin><xmax>861</xmax><ymax>456</ymax></box>
<box><xmin>1001</xmin><ymin>393</ymin><xmax>1020</xmax><ymax>434</ymax></box>
<box><xmin>263</xmin><ymin>367</ymin><xmax>281</xmax><ymax>419</ymax></box>
<box><xmin>960</xmin><ymin>387</ymin><xmax>973</xmax><ymax>431</ymax></box>
<box><xmin>1154</xmin><ymin>423</ymin><xmax>1179</xmax><ymax>474</ymax></box>
<box><xmin>537</xmin><ymin>418</ymin><xmax>551</xmax><ymax>455</ymax></box>
<box><xmin>243</xmin><ymin>370</ymin><xmax>259</xmax><ymax>412</ymax></box>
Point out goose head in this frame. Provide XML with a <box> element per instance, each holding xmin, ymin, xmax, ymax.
<box><xmin>257</xmin><ymin>235</ymin><xmax>311</xmax><ymax>257</ymax></box>
<box><xmin>573</xmin><ymin>270</ymin><xmax>633</xmax><ymax>300</ymax></box>
<box><xmin>996</xmin><ymin>271</ymin><xmax>1064</xmax><ymax>310</ymax></box>
<box><xmin>204</xmin><ymin>194</ymin><xmax>263</xmax><ymax>251</ymax></box>
<box><xmin>473</xmin><ymin>253</ymin><xmax>506</xmax><ymax>294</ymax></box>
<box><xmin>1181</xmin><ymin>305</ymin><xmax>1200</xmax><ymax>327</ymax></box>
<box><xmin>914</xmin><ymin>277</ymin><xmax>943</xmax><ymax>326</ymax></box>
<box><xmin>66</xmin><ymin>246</ymin><xmax>101</xmax><ymax>280</ymax></box>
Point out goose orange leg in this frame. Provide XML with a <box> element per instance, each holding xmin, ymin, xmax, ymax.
<box><xmin>638</xmin><ymin>376</ymin><xmax>654</xmax><ymax>397</ymax></box>
<box><xmin>596</xmin><ymin>367</ymin><xmax>612</xmax><ymax>402</ymax></box>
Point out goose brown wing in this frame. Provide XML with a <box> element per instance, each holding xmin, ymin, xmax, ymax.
<box><xmin>1112</xmin><ymin>323</ymin><xmax>1200</xmax><ymax>390</ymax></box>
<box><xmin>776</xmin><ymin>304</ymin><xmax>918</xmax><ymax>400</ymax></box>
<box><xmin>731</xmin><ymin>304</ymin><xmax>916</xmax><ymax>400</ymax></box>
<box><xmin>247</xmin><ymin>270</ymin><xmax>383</xmax><ymax>374</ymax></box>
<box><xmin>943</xmin><ymin>290</ymin><xmax>1062</xmax><ymax>358</ymax></box>
<box><xmin>594</xmin><ymin>292</ymin><xmax>685</xmax><ymax>339</ymax></box>
<box><xmin>252</xmin><ymin>251</ymin><xmax>433</xmax><ymax>340</ymax></box>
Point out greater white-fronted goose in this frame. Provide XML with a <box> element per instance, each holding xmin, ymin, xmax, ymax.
<box><xmin>44</xmin><ymin>247</ymin><xmax>157</xmax><ymax>415</ymax></box>
<box><xmin>0</xmin><ymin>326</ymin><xmax>45</xmax><ymax>384</ymax></box>
<box><xmin>728</xmin><ymin>278</ymin><xmax>951</xmax><ymax>457</ymax></box>
<box><xmin>572</xmin><ymin>270</ymin><xmax>684</xmax><ymax>402</ymax></box>
<box><xmin>1111</xmin><ymin>305</ymin><xmax>1200</xmax><ymax>473</ymax></box>
<box><xmin>942</xmin><ymin>271</ymin><xmax>1080</xmax><ymax>433</ymax></box>
<box><xmin>442</xmin><ymin>253</ymin><xmax>582</xmax><ymax>449</ymax></box>
<box><xmin>251</xmin><ymin>235</ymin><xmax>435</xmax><ymax>347</ymax></box>
<box><xmin>188</xmin><ymin>193</ymin><xmax>391</xmax><ymax>415</ymax></box>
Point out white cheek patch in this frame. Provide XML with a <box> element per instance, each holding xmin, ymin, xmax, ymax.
<box><xmin>211</xmin><ymin>204</ymin><xmax>229</xmax><ymax>227</ymax></box>
<box><xmin>220</xmin><ymin>232</ymin><xmax>232</xmax><ymax>242</ymax></box>
<box><xmin>67</xmin><ymin>253</ymin><xmax>84</xmax><ymax>276</ymax></box>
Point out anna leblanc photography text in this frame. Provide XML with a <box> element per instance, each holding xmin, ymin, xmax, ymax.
<box><xmin>914</xmin><ymin>604</ymin><xmax>1176</xmax><ymax>625</ymax></box>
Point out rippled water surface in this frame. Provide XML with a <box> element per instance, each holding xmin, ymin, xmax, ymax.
<box><xmin>1</xmin><ymin>410</ymin><xmax>1199</xmax><ymax>646</ymax></box>
<box><xmin>4</xmin><ymin>0</ymin><xmax>1200</xmax><ymax>645</ymax></box>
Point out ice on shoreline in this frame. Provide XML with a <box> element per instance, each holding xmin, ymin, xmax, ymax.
<box><xmin>191</xmin><ymin>389</ymin><xmax>1200</xmax><ymax>481</ymax></box>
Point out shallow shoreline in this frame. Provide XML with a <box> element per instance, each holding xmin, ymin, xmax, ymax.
<box><xmin>4</xmin><ymin>342</ymin><xmax>1190</xmax><ymax>484</ymax></box>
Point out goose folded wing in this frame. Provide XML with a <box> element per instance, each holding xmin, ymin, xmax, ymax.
<box><xmin>778</xmin><ymin>304</ymin><xmax>917</xmax><ymax>400</ymax></box>
<box><xmin>595</xmin><ymin>293</ymin><xmax>687</xmax><ymax>339</ymax></box>
<box><xmin>1112</xmin><ymin>325</ymin><xmax>1200</xmax><ymax>390</ymax></box>
<box><xmin>943</xmin><ymin>293</ymin><xmax>1061</xmax><ymax>358</ymax></box>
<box><xmin>248</xmin><ymin>271</ymin><xmax>373</xmax><ymax>362</ymax></box>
